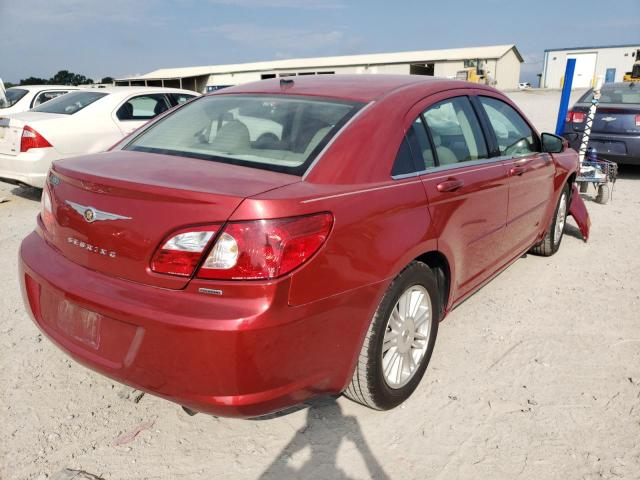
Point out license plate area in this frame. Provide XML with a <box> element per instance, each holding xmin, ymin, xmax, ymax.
<box><xmin>54</xmin><ymin>298</ymin><xmax>101</xmax><ymax>349</ymax></box>
<box><xmin>589</xmin><ymin>139</ymin><xmax>627</xmax><ymax>155</ymax></box>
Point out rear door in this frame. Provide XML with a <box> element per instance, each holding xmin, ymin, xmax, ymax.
<box><xmin>114</xmin><ymin>93</ymin><xmax>172</xmax><ymax>135</ymax></box>
<box><xmin>409</xmin><ymin>93</ymin><xmax>511</xmax><ymax>301</ymax></box>
<box><xmin>475</xmin><ymin>95</ymin><xmax>555</xmax><ymax>257</ymax></box>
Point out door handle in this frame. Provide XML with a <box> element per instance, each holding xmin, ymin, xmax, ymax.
<box><xmin>436</xmin><ymin>178</ymin><xmax>464</xmax><ymax>192</ymax></box>
<box><xmin>510</xmin><ymin>158</ymin><xmax>532</xmax><ymax>176</ymax></box>
<box><xmin>510</xmin><ymin>166</ymin><xmax>527</xmax><ymax>176</ymax></box>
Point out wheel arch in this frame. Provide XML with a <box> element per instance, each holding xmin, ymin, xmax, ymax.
<box><xmin>413</xmin><ymin>250</ymin><xmax>451</xmax><ymax>318</ymax></box>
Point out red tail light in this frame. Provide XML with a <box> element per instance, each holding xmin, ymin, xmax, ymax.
<box><xmin>151</xmin><ymin>226</ymin><xmax>219</xmax><ymax>276</ymax></box>
<box><xmin>635</xmin><ymin>114</ymin><xmax>640</xmax><ymax>127</ymax></box>
<box><xmin>21</xmin><ymin>125</ymin><xmax>52</xmax><ymax>152</ymax></box>
<box><xmin>572</xmin><ymin>112</ymin><xmax>586</xmax><ymax>124</ymax></box>
<box><xmin>565</xmin><ymin>110</ymin><xmax>573</xmax><ymax>123</ymax></box>
<box><xmin>40</xmin><ymin>184</ymin><xmax>55</xmax><ymax>231</ymax></box>
<box><xmin>197</xmin><ymin>213</ymin><xmax>333</xmax><ymax>280</ymax></box>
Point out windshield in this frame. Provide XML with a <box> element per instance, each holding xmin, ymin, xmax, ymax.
<box><xmin>580</xmin><ymin>85</ymin><xmax>640</xmax><ymax>105</ymax></box>
<box><xmin>31</xmin><ymin>91</ymin><xmax>108</xmax><ymax>115</ymax></box>
<box><xmin>0</xmin><ymin>88</ymin><xmax>28</xmax><ymax>108</ymax></box>
<box><xmin>125</xmin><ymin>94</ymin><xmax>363</xmax><ymax>175</ymax></box>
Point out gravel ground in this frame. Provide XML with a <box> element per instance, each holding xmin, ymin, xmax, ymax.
<box><xmin>1</xmin><ymin>89</ymin><xmax>639</xmax><ymax>480</ymax></box>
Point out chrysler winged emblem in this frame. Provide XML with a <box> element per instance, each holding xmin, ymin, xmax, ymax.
<box><xmin>601</xmin><ymin>116</ymin><xmax>617</xmax><ymax>122</ymax></box>
<box><xmin>65</xmin><ymin>200</ymin><xmax>131</xmax><ymax>223</ymax></box>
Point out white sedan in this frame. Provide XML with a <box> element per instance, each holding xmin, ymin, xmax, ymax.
<box><xmin>0</xmin><ymin>87</ymin><xmax>198</xmax><ymax>188</ymax></box>
<box><xmin>0</xmin><ymin>85</ymin><xmax>81</xmax><ymax>115</ymax></box>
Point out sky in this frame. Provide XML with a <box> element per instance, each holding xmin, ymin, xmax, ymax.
<box><xmin>1</xmin><ymin>0</ymin><xmax>639</xmax><ymax>85</ymax></box>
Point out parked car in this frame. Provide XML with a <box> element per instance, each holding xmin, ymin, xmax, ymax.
<box><xmin>0</xmin><ymin>87</ymin><xmax>198</xmax><ymax>188</ymax></box>
<box><xmin>19</xmin><ymin>75</ymin><xmax>590</xmax><ymax>417</ymax></box>
<box><xmin>564</xmin><ymin>82</ymin><xmax>640</xmax><ymax>165</ymax></box>
<box><xmin>517</xmin><ymin>82</ymin><xmax>532</xmax><ymax>90</ymax></box>
<box><xmin>0</xmin><ymin>85</ymin><xmax>81</xmax><ymax>115</ymax></box>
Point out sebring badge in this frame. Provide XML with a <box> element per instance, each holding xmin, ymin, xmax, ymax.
<box><xmin>65</xmin><ymin>200</ymin><xmax>131</xmax><ymax>223</ymax></box>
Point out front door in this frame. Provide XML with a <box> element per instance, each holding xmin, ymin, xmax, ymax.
<box><xmin>476</xmin><ymin>95</ymin><xmax>555</xmax><ymax>258</ymax></box>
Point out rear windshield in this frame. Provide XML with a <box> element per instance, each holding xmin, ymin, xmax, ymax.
<box><xmin>579</xmin><ymin>85</ymin><xmax>640</xmax><ymax>105</ymax></box>
<box><xmin>31</xmin><ymin>91</ymin><xmax>108</xmax><ymax>115</ymax></box>
<box><xmin>0</xmin><ymin>88</ymin><xmax>28</xmax><ymax>108</ymax></box>
<box><xmin>125</xmin><ymin>94</ymin><xmax>363</xmax><ymax>175</ymax></box>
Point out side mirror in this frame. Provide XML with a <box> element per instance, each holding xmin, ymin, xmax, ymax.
<box><xmin>541</xmin><ymin>132</ymin><xmax>566</xmax><ymax>154</ymax></box>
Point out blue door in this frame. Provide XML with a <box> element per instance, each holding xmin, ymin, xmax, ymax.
<box><xmin>605</xmin><ymin>68</ymin><xmax>616</xmax><ymax>83</ymax></box>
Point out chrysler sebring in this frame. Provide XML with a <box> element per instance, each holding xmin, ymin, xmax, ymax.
<box><xmin>20</xmin><ymin>75</ymin><xmax>590</xmax><ymax>417</ymax></box>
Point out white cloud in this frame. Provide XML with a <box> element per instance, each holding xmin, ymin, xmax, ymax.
<box><xmin>199</xmin><ymin>23</ymin><xmax>344</xmax><ymax>53</ymax></box>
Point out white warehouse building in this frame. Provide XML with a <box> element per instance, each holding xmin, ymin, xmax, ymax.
<box><xmin>541</xmin><ymin>44</ymin><xmax>640</xmax><ymax>89</ymax></box>
<box><xmin>116</xmin><ymin>44</ymin><xmax>523</xmax><ymax>93</ymax></box>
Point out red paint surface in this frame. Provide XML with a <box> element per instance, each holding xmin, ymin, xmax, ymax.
<box><xmin>20</xmin><ymin>76</ymin><xmax>585</xmax><ymax>417</ymax></box>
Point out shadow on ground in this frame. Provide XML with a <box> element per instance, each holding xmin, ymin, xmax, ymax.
<box><xmin>258</xmin><ymin>398</ymin><xmax>390</xmax><ymax>480</ymax></box>
<box><xmin>10</xmin><ymin>185</ymin><xmax>41</xmax><ymax>202</ymax></box>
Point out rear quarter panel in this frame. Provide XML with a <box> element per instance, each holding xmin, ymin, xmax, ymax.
<box><xmin>233</xmin><ymin>179</ymin><xmax>437</xmax><ymax>307</ymax></box>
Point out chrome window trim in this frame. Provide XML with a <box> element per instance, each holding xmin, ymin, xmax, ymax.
<box><xmin>391</xmin><ymin>156</ymin><xmax>510</xmax><ymax>180</ymax></box>
<box><xmin>302</xmin><ymin>101</ymin><xmax>375</xmax><ymax>181</ymax></box>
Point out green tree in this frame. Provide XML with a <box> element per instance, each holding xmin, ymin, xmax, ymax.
<box><xmin>100</xmin><ymin>76</ymin><xmax>115</xmax><ymax>84</ymax></box>
<box><xmin>19</xmin><ymin>76</ymin><xmax>49</xmax><ymax>85</ymax></box>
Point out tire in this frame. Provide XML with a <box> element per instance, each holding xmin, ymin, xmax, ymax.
<box><xmin>596</xmin><ymin>184</ymin><xmax>609</xmax><ymax>204</ymax></box>
<box><xmin>579</xmin><ymin>182</ymin><xmax>588</xmax><ymax>193</ymax></box>
<box><xmin>530</xmin><ymin>183</ymin><xmax>570</xmax><ymax>257</ymax></box>
<box><xmin>344</xmin><ymin>261</ymin><xmax>440</xmax><ymax>410</ymax></box>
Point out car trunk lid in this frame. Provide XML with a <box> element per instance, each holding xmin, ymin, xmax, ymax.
<box><xmin>0</xmin><ymin>112</ymin><xmax>65</xmax><ymax>156</ymax></box>
<box><xmin>44</xmin><ymin>151</ymin><xmax>299</xmax><ymax>289</ymax></box>
<box><xmin>571</xmin><ymin>105</ymin><xmax>640</xmax><ymax>135</ymax></box>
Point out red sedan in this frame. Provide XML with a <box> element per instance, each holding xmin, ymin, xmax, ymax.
<box><xmin>19</xmin><ymin>75</ymin><xmax>590</xmax><ymax>417</ymax></box>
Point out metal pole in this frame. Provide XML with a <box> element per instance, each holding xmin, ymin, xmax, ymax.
<box><xmin>578</xmin><ymin>76</ymin><xmax>605</xmax><ymax>164</ymax></box>
<box><xmin>555</xmin><ymin>59</ymin><xmax>576</xmax><ymax>135</ymax></box>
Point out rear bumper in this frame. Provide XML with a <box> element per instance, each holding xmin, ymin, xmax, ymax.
<box><xmin>566</xmin><ymin>131</ymin><xmax>640</xmax><ymax>165</ymax></box>
<box><xmin>0</xmin><ymin>149</ymin><xmax>59</xmax><ymax>188</ymax></box>
<box><xmin>19</xmin><ymin>231</ymin><xmax>381</xmax><ymax>417</ymax></box>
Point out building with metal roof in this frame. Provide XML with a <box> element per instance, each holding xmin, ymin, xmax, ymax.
<box><xmin>541</xmin><ymin>44</ymin><xmax>640</xmax><ymax>89</ymax></box>
<box><xmin>116</xmin><ymin>44</ymin><xmax>523</xmax><ymax>92</ymax></box>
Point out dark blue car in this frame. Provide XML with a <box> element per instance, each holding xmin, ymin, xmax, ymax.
<box><xmin>564</xmin><ymin>82</ymin><xmax>640</xmax><ymax>165</ymax></box>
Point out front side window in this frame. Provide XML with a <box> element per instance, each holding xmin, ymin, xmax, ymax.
<box><xmin>31</xmin><ymin>91</ymin><xmax>108</xmax><ymax>115</ymax></box>
<box><xmin>422</xmin><ymin>97</ymin><xmax>488</xmax><ymax>165</ymax></box>
<box><xmin>479</xmin><ymin>96</ymin><xmax>539</xmax><ymax>157</ymax></box>
<box><xmin>116</xmin><ymin>94</ymin><xmax>171</xmax><ymax>121</ymax></box>
<box><xmin>0</xmin><ymin>88</ymin><xmax>28</xmax><ymax>108</ymax></box>
<box><xmin>125</xmin><ymin>94</ymin><xmax>362</xmax><ymax>176</ymax></box>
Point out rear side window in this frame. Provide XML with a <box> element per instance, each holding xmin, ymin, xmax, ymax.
<box><xmin>116</xmin><ymin>94</ymin><xmax>171</xmax><ymax>121</ymax></box>
<box><xmin>422</xmin><ymin>97</ymin><xmax>488</xmax><ymax>165</ymax></box>
<box><xmin>392</xmin><ymin>137</ymin><xmax>417</xmax><ymax>176</ymax></box>
<box><xmin>391</xmin><ymin>119</ymin><xmax>436</xmax><ymax>177</ymax></box>
<box><xmin>32</xmin><ymin>90</ymin><xmax>69</xmax><ymax>107</ymax></box>
<box><xmin>125</xmin><ymin>94</ymin><xmax>363</xmax><ymax>176</ymax></box>
<box><xmin>0</xmin><ymin>88</ymin><xmax>28</xmax><ymax>108</ymax></box>
<box><xmin>479</xmin><ymin>96</ymin><xmax>539</xmax><ymax>157</ymax></box>
<box><xmin>31</xmin><ymin>91</ymin><xmax>108</xmax><ymax>115</ymax></box>
<box><xmin>170</xmin><ymin>93</ymin><xmax>196</xmax><ymax>106</ymax></box>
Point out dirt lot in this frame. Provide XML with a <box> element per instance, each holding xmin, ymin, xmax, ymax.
<box><xmin>2</xmin><ymin>90</ymin><xmax>640</xmax><ymax>480</ymax></box>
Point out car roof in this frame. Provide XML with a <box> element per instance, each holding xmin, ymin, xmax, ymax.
<box><xmin>214</xmin><ymin>74</ymin><xmax>484</xmax><ymax>103</ymax></box>
<box><xmin>8</xmin><ymin>85</ymin><xmax>81</xmax><ymax>91</ymax></box>
<box><xmin>85</xmin><ymin>86</ymin><xmax>198</xmax><ymax>95</ymax></box>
